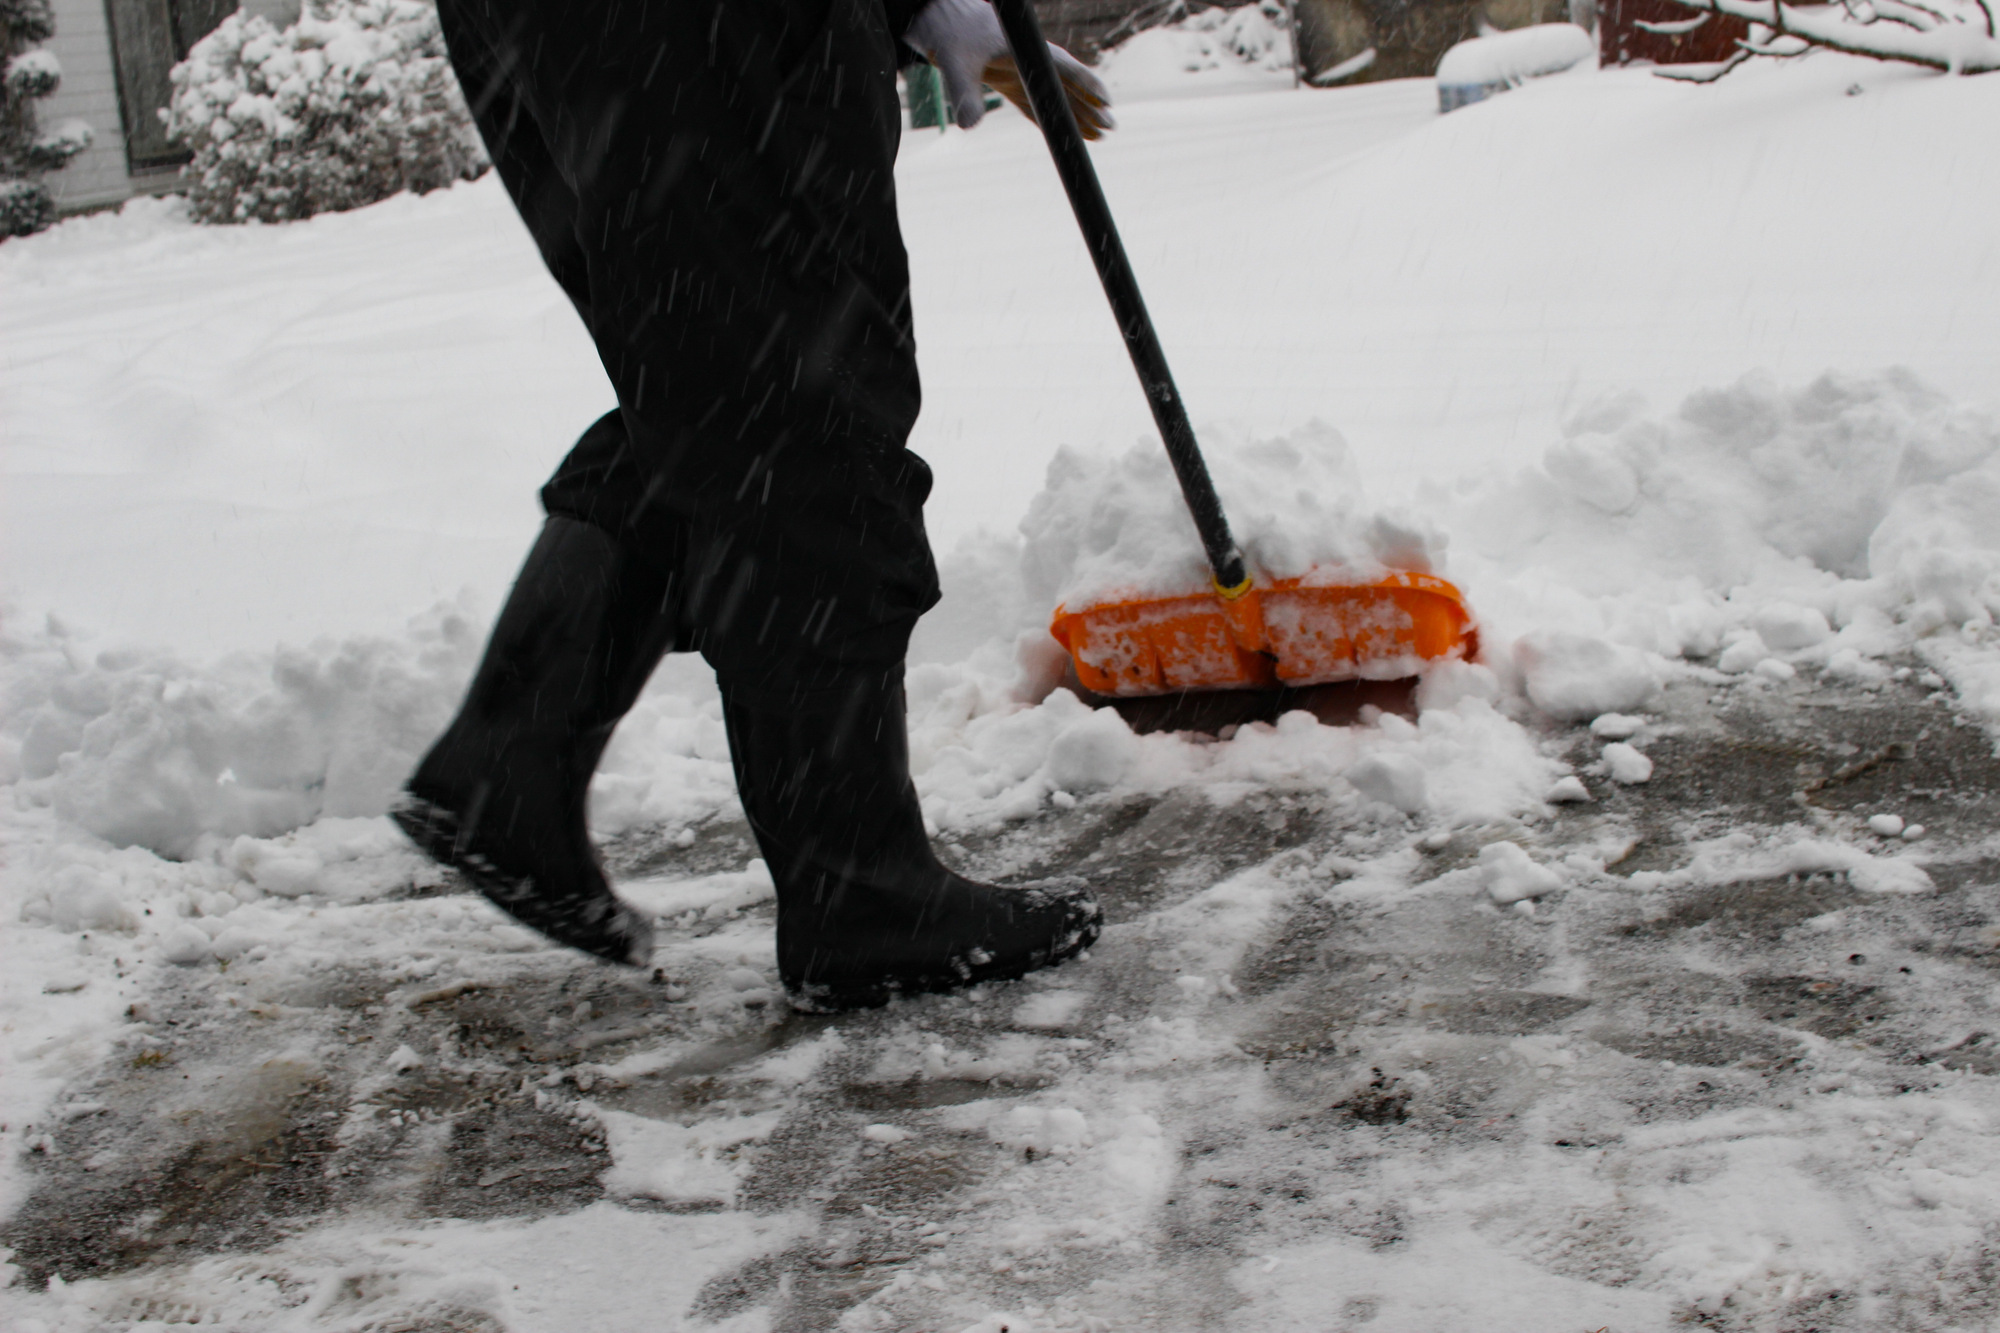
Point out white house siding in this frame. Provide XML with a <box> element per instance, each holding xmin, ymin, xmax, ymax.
<box><xmin>243</xmin><ymin>0</ymin><xmax>300</xmax><ymax>26</ymax></box>
<box><xmin>42</xmin><ymin>0</ymin><xmax>155</xmax><ymax>210</ymax></box>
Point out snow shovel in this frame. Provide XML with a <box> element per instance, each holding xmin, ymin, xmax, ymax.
<box><xmin>994</xmin><ymin>0</ymin><xmax>1477</xmax><ymax>697</ymax></box>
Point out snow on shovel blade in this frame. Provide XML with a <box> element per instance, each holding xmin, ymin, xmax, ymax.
<box><xmin>1050</xmin><ymin>572</ymin><xmax>1477</xmax><ymax>697</ymax></box>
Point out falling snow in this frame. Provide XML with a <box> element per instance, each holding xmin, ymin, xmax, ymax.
<box><xmin>4</xmin><ymin>36</ymin><xmax>2000</xmax><ymax>1333</ymax></box>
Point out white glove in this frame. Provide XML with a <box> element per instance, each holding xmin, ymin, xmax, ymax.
<box><xmin>905</xmin><ymin>0</ymin><xmax>1114</xmax><ymax>138</ymax></box>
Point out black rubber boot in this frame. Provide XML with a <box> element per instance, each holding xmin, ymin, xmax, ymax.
<box><xmin>721</xmin><ymin>670</ymin><xmax>1102</xmax><ymax>1011</ymax></box>
<box><xmin>393</xmin><ymin>518</ymin><xmax>680</xmax><ymax>966</ymax></box>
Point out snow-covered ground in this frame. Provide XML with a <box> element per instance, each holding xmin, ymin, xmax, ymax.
<box><xmin>5</xmin><ymin>33</ymin><xmax>2000</xmax><ymax>1333</ymax></box>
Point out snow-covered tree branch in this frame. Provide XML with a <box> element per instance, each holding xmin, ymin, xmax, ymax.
<box><xmin>1661</xmin><ymin>0</ymin><xmax>2000</xmax><ymax>75</ymax></box>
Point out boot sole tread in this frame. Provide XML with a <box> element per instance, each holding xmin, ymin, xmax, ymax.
<box><xmin>391</xmin><ymin>795</ymin><xmax>654</xmax><ymax>968</ymax></box>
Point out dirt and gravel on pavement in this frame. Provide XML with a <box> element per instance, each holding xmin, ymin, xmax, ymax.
<box><xmin>6</xmin><ymin>667</ymin><xmax>2000</xmax><ymax>1332</ymax></box>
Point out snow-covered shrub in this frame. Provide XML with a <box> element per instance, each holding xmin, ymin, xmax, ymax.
<box><xmin>1181</xmin><ymin>0</ymin><xmax>1297</xmax><ymax>68</ymax></box>
<box><xmin>1104</xmin><ymin>0</ymin><xmax>1298</xmax><ymax>80</ymax></box>
<box><xmin>163</xmin><ymin>0</ymin><xmax>486</xmax><ymax>225</ymax></box>
<box><xmin>2</xmin><ymin>0</ymin><xmax>93</xmax><ymax>237</ymax></box>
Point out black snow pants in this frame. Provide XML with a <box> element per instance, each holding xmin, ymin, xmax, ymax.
<box><xmin>436</xmin><ymin>0</ymin><xmax>939</xmax><ymax>700</ymax></box>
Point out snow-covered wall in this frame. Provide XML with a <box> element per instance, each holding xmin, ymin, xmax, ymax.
<box><xmin>1436</xmin><ymin>22</ymin><xmax>1596</xmax><ymax>111</ymax></box>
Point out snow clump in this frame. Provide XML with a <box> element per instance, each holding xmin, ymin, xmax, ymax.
<box><xmin>1600</xmin><ymin>741</ymin><xmax>1654</xmax><ymax>785</ymax></box>
<box><xmin>1042</xmin><ymin>699</ymin><xmax>1141</xmax><ymax>791</ymax></box>
<box><xmin>1545</xmin><ymin>775</ymin><xmax>1591</xmax><ymax>803</ymax></box>
<box><xmin>1589</xmin><ymin>713</ymin><xmax>1645</xmax><ymax>739</ymax></box>
<box><xmin>1716</xmin><ymin>633</ymin><xmax>1773</xmax><ymax>674</ymax></box>
<box><xmin>163</xmin><ymin>0</ymin><xmax>487</xmax><ymax>225</ymax></box>
<box><xmin>1752</xmin><ymin>603</ymin><xmax>1832</xmax><ymax>652</ymax></box>
<box><xmin>1512</xmin><ymin>630</ymin><xmax>1660</xmax><ymax>722</ymax></box>
<box><xmin>991</xmin><ymin>1104</ymin><xmax>1093</xmax><ymax>1155</ymax></box>
<box><xmin>1346</xmin><ymin>751</ymin><xmax>1429</xmax><ymax>814</ymax></box>
<box><xmin>1020</xmin><ymin>422</ymin><xmax>1447</xmax><ymax>611</ymax></box>
<box><xmin>1480</xmin><ymin>841</ymin><xmax>1562</xmax><ymax>905</ymax></box>
<box><xmin>1012</xmin><ymin>989</ymin><xmax>1092</xmax><ymax>1030</ymax></box>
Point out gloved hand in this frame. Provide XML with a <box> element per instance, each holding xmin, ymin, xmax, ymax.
<box><xmin>905</xmin><ymin>0</ymin><xmax>1114</xmax><ymax>139</ymax></box>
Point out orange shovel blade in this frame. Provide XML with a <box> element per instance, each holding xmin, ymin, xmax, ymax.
<box><xmin>1051</xmin><ymin>572</ymin><xmax>1476</xmax><ymax>697</ymax></box>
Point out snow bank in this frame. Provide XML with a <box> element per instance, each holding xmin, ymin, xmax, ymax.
<box><xmin>1016</xmin><ymin>366</ymin><xmax>2000</xmax><ymax>731</ymax></box>
<box><xmin>1445</xmin><ymin>368</ymin><xmax>2000</xmax><ymax>718</ymax></box>
<box><xmin>1529</xmin><ymin>368</ymin><xmax>1994</xmax><ymax>591</ymax></box>
<box><xmin>1</xmin><ymin>606</ymin><xmax>478</xmax><ymax>858</ymax></box>
<box><xmin>0</xmin><ymin>631</ymin><xmax>1555</xmax><ymax>988</ymax></box>
<box><xmin>9</xmin><ymin>365</ymin><xmax>1992</xmax><ymax>944</ymax></box>
<box><xmin>1019</xmin><ymin>422</ymin><xmax>1447</xmax><ymax>609</ymax></box>
<box><xmin>0</xmin><ymin>608</ymin><xmax>744</xmax><ymax>866</ymax></box>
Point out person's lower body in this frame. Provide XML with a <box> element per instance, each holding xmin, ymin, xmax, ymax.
<box><xmin>721</xmin><ymin>669</ymin><xmax>1099</xmax><ymax>1010</ymax></box>
<box><xmin>393</xmin><ymin>516</ymin><xmax>680</xmax><ymax>966</ymax></box>
<box><xmin>399</xmin><ymin>502</ymin><xmax>1101</xmax><ymax>1003</ymax></box>
<box><xmin>404</xmin><ymin>0</ymin><xmax>1100</xmax><ymax>1002</ymax></box>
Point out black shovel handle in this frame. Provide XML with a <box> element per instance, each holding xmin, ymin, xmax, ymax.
<box><xmin>992</xmin><ymin>0</ymin><xmax>1250</xmax><ymax>597</ymax></box>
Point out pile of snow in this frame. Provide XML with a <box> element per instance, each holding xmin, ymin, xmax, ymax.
<box><xmin>1445</xmin><ymin>369</ymin><xmax>2000</xmax><ymax>708</ymax></box>
<box><xmin>1436</xmin><ymin>23</ymin><xmax>1596</xmax><ymax>112</ymax></box>
<box><xmin>1096</xmin><ymin>1</ymin><xmax>1296</xmax><ymax>100</ymax></box>
<box><xmin>1013</xmin><ymin>364</ymin><xmax>2000</xmax><ymax>733</ymax></box>
<box><xmin>1019</xmin><ymin>422</ymin><xmax>1446</xmax><ymax>610</ymax></box>
<box><xmin>0</xmin><ymin>611</ymin><xmax>748</xmax><ymax>864</ymax></box>
<box><xmin>163</xmin><ymin>0</ymin><xmax>487</xmax><ymax>224</ymax></box>
<box><xmin>1</xmin><ymin>607</ymin><xmax>477</xmax><ymax>858</ymax></box>
<box><xmin>915</xmin><ymin>670</ymin><xmax>1547</xmax><ymax>829</ymax></box>
<box><xmin>0</xmin><ymin>605</ymin><xmax>1556</xmax><ymax>983</ymax></box>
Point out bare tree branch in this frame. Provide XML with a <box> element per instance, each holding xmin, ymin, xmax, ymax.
<box><xmin>1663</xmin><ymin>0</ymin><xmax>2000</xmax><ymax>72</ymax></box>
